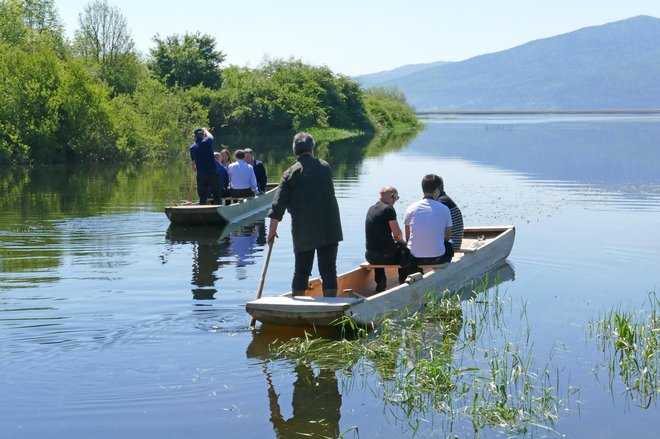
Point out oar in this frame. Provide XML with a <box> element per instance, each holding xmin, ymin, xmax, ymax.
<box><xmin>186</xmin><ymin>171</ymin><xmax>195</xmax><ymax>203</ymax></box>
<box><xmin>248</xmin><ymin>239</ymin><xmax>275</xmax><ymax>329</ymax></box>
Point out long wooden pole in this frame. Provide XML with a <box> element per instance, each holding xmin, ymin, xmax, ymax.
<box><xmin>248</xmin><ymin>240</ymin><xmax>275</xmax><ymax>329</ymax></box>
<box><xmin>187</xmin><ymin>171</ymin><xmax>196</xmax><ymax>203</ymax></box>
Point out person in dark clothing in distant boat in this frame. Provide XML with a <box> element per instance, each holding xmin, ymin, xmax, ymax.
<box><xmin>267</xmin><ymin>132</ymin><xmax>343</xmax><ymax>297</ymax></box>
<box><xmin>213</xmin><ymin>152</ymin><xmax>229</xmax><ymax>198</ymax></box>
<box><xmin>189</xmin><ymin>127</ymin><xmax>222</xmax><ymax>205</ymax></box>
<box><xmin>365</xmin><ymin>186</ymin><xmax>409</xmax><ymax>292</ymax></box>
<box><xmin>244</xmin><ymin>147</ymin><xmax>268</xmax><ymax>194</ymax></box>
<box><xmin>436</xmin><ymin>187</ymin><xmax>464</xmax><ymax>251</ymax></box>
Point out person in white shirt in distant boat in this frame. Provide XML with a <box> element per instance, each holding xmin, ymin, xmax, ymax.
<box><xmin>227</xmin><ymin>149</ymin><xmax>258</xmax><ymax>198</ymax></box>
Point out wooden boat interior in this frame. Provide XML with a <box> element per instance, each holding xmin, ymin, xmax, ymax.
<box><xmin>288</xmin><ymin>228</ymin><xmax>503</xmax><ymax>300</ymax></box>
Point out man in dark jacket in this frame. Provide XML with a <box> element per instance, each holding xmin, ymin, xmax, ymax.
<box><xmin>244</xmin><ymin>148</ymin><xmax>267</xmax><ymax>193</ymax></box>
<box><xmin>267</xmin><ymin>132</ymin><xmax>343</xmax><ymax>297</ymax></box>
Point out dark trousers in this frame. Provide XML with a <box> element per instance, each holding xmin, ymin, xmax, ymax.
<box><xmin>228</xmin><ymin>188</ymin><xmax>254</xmax><ymax>198</ymax></box>
<box><xmin>293</xmin><ymin>243</ymin><xmax>338</xmax><ymax>296</ymax></box>
<box><xmin>197</xmin><ymin>172</ymin><xmax>222</xmax><ymax>205</ymax></box>
<box><xmin>405</xmin><ymin>241</ymin><xmax>454</xmax><ymax>277</ymax></box>
<box><xmin>365</xmin><ymin>249</ymin><xmax>408</xmax><ymax>292</ymax></box>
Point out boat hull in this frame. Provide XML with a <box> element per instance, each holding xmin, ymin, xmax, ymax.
<box><xmin>165</xmin><ymin>184</ymin><xmax>277</xmax><ymax>225</ymax></box>
<box><xmin>246</xmin><ymin>226</ymin><xmax>516</xmax><ymax>328</ymax></box>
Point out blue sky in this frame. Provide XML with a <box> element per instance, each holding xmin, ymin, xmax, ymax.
<box><xmin>53</xmin><ymin>0</ymin><xmax>660</xmax><ymax>76</ymax></box>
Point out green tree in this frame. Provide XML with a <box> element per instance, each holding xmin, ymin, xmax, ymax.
<box><xmin>149</xmin><ymin>32</ymin><xmax>225</xmax><ymax>89</ymax></box>
<box><xmin>20</xmin><ymin>0</ymin><xmax>61</xmax><ymax>33</ymax></box>
<box><xmin>72</xmin><ymin>0</ymin><xmax>142</xmax><ymax>94</ymax></box>
<box><xmin>109</xmin><ymin>78</ymin><xmax>208</xmax><ymax>160</ymax></box>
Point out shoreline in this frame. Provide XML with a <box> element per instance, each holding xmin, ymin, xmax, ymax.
<box><xmin>416</xmin><ymin>109</ymin><xmax>660</xmax><ymax>116</ymax></box>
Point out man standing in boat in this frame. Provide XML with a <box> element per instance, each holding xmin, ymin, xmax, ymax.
<box><xmin>190</xmin><ymin>127</ymin><xmax>222</xmax><ymax>205</ymax></box>
<box><xmin>365</xmin><ymin>186</ymin><xmax>409</xmax><ymax>292</ymax></box>
<box><xmin>267</xmin><ymin>132</ymin><xmax>343</xmax><ymax>297</ymax></box>
<box><xmin>404</xmin><ymin>174</ymin><xmax>453</xmax><ymax>273</ymax></box>
<box><xmin>244</xmin><ymin>148</ymin><xmax>268</xmax><ymax>194</ymax></box>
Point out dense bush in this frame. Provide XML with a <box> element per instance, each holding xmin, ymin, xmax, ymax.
<box><xmin>364</xmin><ymin>86</ymin><xmax>420</xmax><ymax>130</ymax></box>
<box><xmin>0</xmin><ymin>1</ymin><xmax>418</xmax><ymax>165</ymax></box>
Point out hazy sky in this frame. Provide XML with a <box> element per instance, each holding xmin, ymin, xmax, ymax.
<box><xmin>53</xmin><ymin>0</ymin><xmax>660</xmax><ymax>76</ymax></box>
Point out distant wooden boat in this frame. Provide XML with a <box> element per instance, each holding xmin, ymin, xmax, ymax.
<box><xmin>246</xmin><ymin>226</ymin><xmax>515</xmax><ymax>328</ymax></box>
<box><xmin>165</xmin><ymin>183</ymin><xmax>278</xmax><ymax>225</ymax></box>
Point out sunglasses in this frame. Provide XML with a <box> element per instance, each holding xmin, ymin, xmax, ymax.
<box><xmin>390</xmin><ymin>193</ymin><xmax>399</xmax><ymax>200</ymax></box>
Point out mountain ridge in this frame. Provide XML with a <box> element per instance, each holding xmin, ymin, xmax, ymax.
<box><xmin>356</xmin><ymin>15</ymin><xmax>660</xmax><ymax>111</ymax></box>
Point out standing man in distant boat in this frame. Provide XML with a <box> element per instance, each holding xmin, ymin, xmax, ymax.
<box><xmin>244</xmin><ymin>148</ymin><xmax>268</xmax><ymax>194</ymax></box>
<box><xmin>365</xmin><ymin>186</ymin><xmax>409</xmax><ymax>292</ymax></box>
<box><xmin>190</xmin><ymin>127</ymin><xmax>222</xmax><ymax>205</ymax></box>
<box><xmin>267</xmin><ymin>132</ymin><xmax>343</xmax><ymax>297</ymax></box>
<box><xmin>404</xmin><ymin>174</ymin><xmax>453</xmax><ymax>274</ymax></box>
<box><xmin>227</xmin><ymin>149</ymin><xmax>259</xmax><ymax>198</ymax></box>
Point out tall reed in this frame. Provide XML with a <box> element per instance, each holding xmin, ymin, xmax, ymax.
<box><xmin>268</xmin><ymin>271</ymin><xmax>575</xmax><ymax>437</ymax></box>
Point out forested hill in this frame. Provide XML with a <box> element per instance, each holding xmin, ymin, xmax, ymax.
<box><xmin>356</xmin><ymin>15</ymin><xmax>660</xmax><ymax>111</ymax></box>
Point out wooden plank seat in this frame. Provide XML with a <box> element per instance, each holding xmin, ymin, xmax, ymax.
<box><xmin>359</xmin><ymin>262</ymin><xmax>449</xmax><ymax>270</ymax></box>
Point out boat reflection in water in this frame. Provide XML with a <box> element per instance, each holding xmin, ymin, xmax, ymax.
<box><xmin>245</xmin><ymin>261</ymin><xmax>514</xmax><ymax>437</ymax></box>
<box><xmin>165</xmin><ymin>219</ymin><xmax>267</xmax><ymax>299</ymax></box>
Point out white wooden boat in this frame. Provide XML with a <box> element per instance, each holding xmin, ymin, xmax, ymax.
<box><xmin>165</xmin><ymin>183</ymin><xmax>278</xmax><ymax>225</ymax></box>
<box><xmin>246</xmin><ymin>226</ymin><xmax>515</xmax><ymax>328</ymax></box>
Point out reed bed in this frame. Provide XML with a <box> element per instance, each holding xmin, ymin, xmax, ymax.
<box><xmin>589</xmin><ymin>290</ymin><xmax>660</xmax><ymax>408</ymax></box>
<box><xmin>266</xmin><ymin>273</ymin><xmax>576</xmax><ymax>437</ymax></box>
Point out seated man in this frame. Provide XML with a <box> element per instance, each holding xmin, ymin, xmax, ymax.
<box><xmin>227</xmin><ymin>149</ymin><xmax>258</xmax><ymax>198</ymax></box>
<box><xmin>244</xmin><ymin>148</ymin><xmax>267</xmax><ymax>194</ymax></box>
<box><xmin>365</xmin><ymin>186</ymin><xmax>409</xmax><ymax>292</ymax></box>
<box><xmin>437</xmin><ymin>189</ymin><xmax>463</xmax><ymax>252</ymax></box>
<box><xmin>404</xmin><ymin>174</ymin><xmax>453</xmax><ymax>274</ymax></box>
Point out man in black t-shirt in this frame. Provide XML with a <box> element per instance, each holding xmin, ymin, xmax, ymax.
<box><xmin>365</xmin><ymin>186</ymin><xmax>408</xmax><ymax>292</ymax></box>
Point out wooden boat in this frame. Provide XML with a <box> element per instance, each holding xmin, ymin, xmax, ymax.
<box><xmin>246</xmin><ymin>226</ymin><xmax>515</xmax><ymax>328</ymax></box>
<box><xmin>165</xmin><ymin>183</ymin><xmax>278</xmax><ymax>225</ymax></box>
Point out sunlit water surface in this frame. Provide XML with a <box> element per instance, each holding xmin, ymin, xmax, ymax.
<box><xmin>1</xmin><ymin>114</ymin><xmax>659</xmax><ymax>438</ymax></box>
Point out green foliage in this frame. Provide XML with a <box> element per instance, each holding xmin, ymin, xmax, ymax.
<box><xmin>109</xmin><ymin>78</ymin><xmax>207</xmax><ymax>160</ymax></box>
<box><xmin>0</xmin><ymin>2</ymin><xmax>419</xmax><ymax>165</ymax></box>
<box><xmin>364</xmin><ymin>86</ymin><xmax>420</xmax><ymax>131</ymax></box>
<box><xmin>72</xmin><ymin>0</ymin><xmax>140</xmax><ymax>95</ymax></box>
<box><xmin>206</xmin><ymin>59</ymin><xmax>373</xmax><ymax>135</ymax></box>
<box><xmin>149</xmin><ymin>32</ymin><xmax>225</xmax><ymax>89</ymax></box>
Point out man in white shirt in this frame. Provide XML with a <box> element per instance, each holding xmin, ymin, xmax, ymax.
<box><xmin>403</xmin><ymin>174</ymin><xmax>454</xmax><ymax>274</ymax></box>
<box><xmin>227</xmin><ymin>149</ymin><xmax>258</xmax><ymax>198</ymax></box>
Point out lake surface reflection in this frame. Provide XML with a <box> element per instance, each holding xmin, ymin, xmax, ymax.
<box><xmin>1</xmin><ymin>115</ymin><xmax>659</xmax><ymax>438</ymax></box>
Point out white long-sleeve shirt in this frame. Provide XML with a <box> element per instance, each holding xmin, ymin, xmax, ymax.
<box><xmin>228</xmin><ymin>160</ymin><xmax>258</xmax><ymax>193</ymax></box>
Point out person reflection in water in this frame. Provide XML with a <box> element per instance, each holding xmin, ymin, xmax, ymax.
<box><xmin>229</xmin><ymin>223</ymin><xmax>259</xmax><ymax>280</ymax></box>
<box><xmin>267</xmin><ymin>364</ymin><xmax>341</xmax><ymax>438</ymax></box>
<box><xmin>190</xmin><ymin>233</ymin><xmax>231</xmax><ymax>300</ymax></box>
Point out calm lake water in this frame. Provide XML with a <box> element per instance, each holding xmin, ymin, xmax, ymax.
<box><xmin>2</xmin><ymin>114</ymin><xmax>660</xmax><ymax>438</ymax></box>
